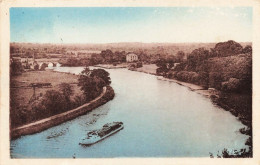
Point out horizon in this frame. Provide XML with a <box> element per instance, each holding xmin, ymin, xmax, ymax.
<box><xmin>10</xmin><ymin>40</ymin><xmax>252</xmax><ymax>45</ymax></box>
<box><xmin>10</xmin><ymin>7</ymin><xmax>252</xmax><ymax>43</ymax></box>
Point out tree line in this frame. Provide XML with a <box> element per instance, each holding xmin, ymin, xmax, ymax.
<box><xmin>155</xmin><ymin>40</ymin><xmax>252</xmax><ymax>157</ymax></box>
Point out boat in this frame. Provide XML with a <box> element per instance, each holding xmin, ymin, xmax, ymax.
<box><xmin>79</xmin><ymin>122</ymin><xmax>124</xmax><ymax>145</ymax></box>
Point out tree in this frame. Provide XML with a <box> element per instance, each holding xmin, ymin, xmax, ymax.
<box><xmin>78</xmin><ymin>67</ymin><xmax>111</xmax><ymax>102</ymax></box>
<box><xmin>90</xmin><ymin>69</ymin><xmax>111</xmax><ymax>86</ymax></box>
<box><xmin>59</xmin><ymin>83</ymin><xmax>73</xmax><ymax>105</ymax></box>
<box><xmin>213</xmin><ymin>40</ymin><xmax>243</xmax><ymax>57</ymax></box>
<box><xmin>242</xmin><ymin>45</ymin><xmax>252</xmax><ymax>55</ymax></box>
<box><xmin>176</xmin><ymin>51</ymin><xmax>185</xmax><ymax>62</ymax></box>
<box><xmin>156</xmin><ymin>59</ymin><xmax>168</xmax><ymax>76</ymax></box>
<box><xmin>78</xmin><ymin>75</ymin><xmax>103</xmax><ymax>102</ymax></box>
<box><xmin>100</xmin><ymin>49</ymin><xmax>113</xmax><ymax>63</ymax></box>
<box><xmin>187</xmin><ymin>48</ymin><xmax>209</xmax><ymax>71</ymax></box>
<box><xmin>41</xmin><ymin>90</ymin><xmax>67</xmax><ymax>114</ymax></box>
<box><xmin>156</xmin><ymin>58</ymin><xmax>175</xmax><ymax>76</ymax></box>
<box><xmin>10</xmin><ymin>60</ymin><xmax>24</xmax><ymax>76</ymax></box>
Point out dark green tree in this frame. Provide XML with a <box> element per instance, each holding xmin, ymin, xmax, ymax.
<box><xmin>59</xmin><ymin>83</ymin><xmax>73</xmax><ymax>108</ymax></box>
<box><xmin>41</xmin><ymin>90</ymin><xmax>67</xmax><ymax>114</ymax></box>
<box><xmin>10</xmin><ymin>60</ymin><xmax>24</xmax><ymax>76</ymax></box>
<box><xmin>78</xmin><ymin>67</ymin><xmax>110</xmax><ymax>102</ymax></box>
<box><xmin>90</xmin><ymin>69</ymin><xmax>111</xmax><ymax>86</ymax></box>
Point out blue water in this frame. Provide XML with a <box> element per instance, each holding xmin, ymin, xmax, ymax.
<box><xmin>10</xmin><ymin>67</ymin><xmax>249</xmax><ymax>158</ymax></box>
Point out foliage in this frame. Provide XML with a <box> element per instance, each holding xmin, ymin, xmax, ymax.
<box><xmin>186</xmin><ymin>48</ymin><xmax>210</xmax><ymax>71</ymax></box>
<box><xmin>40</xmin><ymin>63</ymin><xmax>48</xmax><ymax>70</ymax></box>
<box><xmin>173</xmin><ymin>62</ymin><xmax>187</xmax><ymax>72</ymax></box>
<box><xmin>242</xmin><ymin>45</ymin><xmax>252</xmax><ymax>54</ymax></box>
<box><xmin>221</xmin><ymin>78</ymin><xmax>241</xmax><ymax>92</ymax></box>
<box><xmin>78</xmin><ymin>67</ymin><xmax>111</xmax><ymax>102</ymax></box>
<box><xmin>72</xmin><ymin>95</ymin><xmax>87</xmax><ymax>108</ymax></box>
<box><xmin>59</xmin><ymin>83</ymin><xmax>73</xmax><ymax>108</ymax></box>
<box><xmin>212</xmin><ymin>40</ymin><xmax>243</xmax><ymax>57</ymax></box>
<box><xmin>100</xmin><ymin>49</ymin><xmax>114</xmax><ymax>63</ymax></box>
<box><xmin>61</xmin><ymin>58</ymin><xmax>84</xmax><ymax>66</ymax></box>
<box><xmin>172</xmin><ymin>41</ymin><xmax>252</xmax><ymax>93</ymax></box>
<box><xmin>136</xmin><ymin>62</ymin><xmax>143</xmax><ymax>68</ymax></box>
<box><xmin>207</xmin><ymin>54</ymin><xmax>252</xmax><ymax>93</ymax></box>
<box><xmin>217</xmin><ymin>148</ymin><xmax>252</xmax><ymax>158</ymax></box>
<box><xmin>33</xmin><ymin>63</ymin><xmax>39</xmax><ymax>70</ymax></box>
<box><xmin>10</xmin><ymin>60</ymin><xmax>24</xmax><ymax>76</ymax></box>
<box><xmin>174</xmin><ymin>71</ymin><xmax>199</xmax><ymax>84</ymax></box>
<box><xmin>90</xmin><ymin>69</ymin><xmax>111</xmax><ymax>86</ymax></box>
<box><xmin>156</xmin><ymin>58</ymin><xmax>175</xmax><ymax>76</ymax></box>
<box><xmin>214</xmin><ymin>92</ymin><xmax>252</xmax><ymax>124</ymax></box>
<box><xmin>208</xmin><ymin>72</ymin><xmax>223</xmax><ymax>90</ymax></box>
<box><xmin>176</xmin><ymin>51</ymin><xmax>185</xmax><ymax>62</ymax></box>
<box><xmin>89</xmin><ymin>54</ymin><xmax>104</xmax><ymax>65</ymax></box>
<box><xmin>60</xmin><ymin>50</ymin><xmax>127</xmax><ymax>66</ymax></box>
<box><xmin>40</xmin><ymin>90</ymin><xmax>68</xmax><ymax>114</ymax></box>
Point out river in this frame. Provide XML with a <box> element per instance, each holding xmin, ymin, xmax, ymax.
<box><xmin>10</xmin><ymin>67</ymin><xmax>249</xmax><ymax>158</ymax></box>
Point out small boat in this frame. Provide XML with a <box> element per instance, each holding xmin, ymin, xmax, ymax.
<box><xmin>79</xmin><ymin>122</ymin><xmax>124</xmax><ymax>145</ymax></box>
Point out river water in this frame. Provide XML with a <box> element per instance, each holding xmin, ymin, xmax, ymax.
<box><xmin>10</xmin><ymin>67</ymin><xmax>249</xmax><ymax>158</ymax></box>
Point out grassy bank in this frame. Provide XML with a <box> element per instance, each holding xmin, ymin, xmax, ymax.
<box><xmin>132</xmin><ymin>64</ymin><xmax>158</xmax><ymax>75</ymax></box>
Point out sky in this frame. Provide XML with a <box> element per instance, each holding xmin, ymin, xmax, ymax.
<box><xmin>10</xmin><ymin>7</ymin><xmax>252</xmax><ymax>43</ymax></box>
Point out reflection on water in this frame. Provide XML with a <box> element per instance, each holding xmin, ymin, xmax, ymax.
<box><xmin>10</xmin><ymin>67</ymin><xmax>249</xmax><ymax>158</ymax></box>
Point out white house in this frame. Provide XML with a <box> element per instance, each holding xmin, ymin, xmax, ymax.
<box><xmin>126</xmin><ymin>53</ymin><xmax>138</xmax><ymax>62</ymax></box>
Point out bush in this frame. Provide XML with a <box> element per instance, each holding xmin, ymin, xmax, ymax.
<box><xmin>10</xmin><ymin>60</ymin><xmax>24</xmax><ymax>76</ymax></box>
<box><xmin>72</xmin><ymin>95</ymin><xmax>87</xmax><ymax>108</ymax></box>
<box><xmin>175</xmin><ymin>71</ymin><xmax>200</xmax><ymax>84</ymax></box>
<box><xmin>242</xmin><ymin>45</ymin><xmax>252</xmax><ymax>54</ymax></box>
<box><xmin>221</xmin><ymin>78</ymin><xmax>241</xmax><ymax>92</ymax></box>
<box><xmin>209</xmin><ymin>72</ymin><xmax>223</xmax><ymax>90</ymax></box>
<box><xmin>40</xmin><ymin>90</ymin><xmax>68</xmax><ymax>114</ymax></box>
<box><xmin>136</xmin><ymin>62</ymin><xmax>143</xmax><ymax>68</ymax></box>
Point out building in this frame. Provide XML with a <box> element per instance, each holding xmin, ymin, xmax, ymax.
<box><xmin>126</xmin><ymin>53</ymin><xmax>138</xmax><ymax>62</ymax></box>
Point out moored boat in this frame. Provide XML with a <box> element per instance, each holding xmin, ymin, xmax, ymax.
<box><xmin>79</xmin><ymin>122</ymin><xmax>124</xmax><ymax>145</ymax></box>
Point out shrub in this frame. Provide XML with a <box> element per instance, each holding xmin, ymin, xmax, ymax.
<box><xmin>221</xmin><ymin>78</ymin><xmax>241</xmax><ymax>92</ymax></box>
<box><xmin>208</xmin><ymin>72</ymin><xmax>223</xmax><ymax>90</ymax></box>
<box><xmin>10</xmin><ymin>60</ymin><xmax>24</xmax><ymax>76</ymax></box>
<box><xmin>175</xmin><ymin>71</ymin><xmax>200</xmax><ymax>84</ymax></box>
<box><xmin>72</xmin><ymin>95</ymin><xmax>87</xmax><ymax>108</ymax></box>
<box><xmin>136</xmin><ymin>62</ymin><xmax>143</xmax><ymax>68</ymax></box>
<box><xmin>43</xmin><ymin>90</ymin><xmax>68</xmax><ymax>112</ymax></box>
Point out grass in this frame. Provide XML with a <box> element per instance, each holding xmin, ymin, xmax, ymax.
<box><xmin>10</xmin><ymin>70</ymin><xmax>83</xmax><ymax>127</ymax></box>
<box><xmin>135</xmin><ymin>64</ymin><xmax>158</xmax><ymax>74</ymax></box>
<box><xmin>11</xmin><ymin>70</ymin><xmax>82</xmax><ymax>105</ymax></box>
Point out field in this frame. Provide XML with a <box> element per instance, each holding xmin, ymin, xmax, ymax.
<box><xmin>10</xmin><ymin>70</ymin><xmax>83</xmax><ymax>124</ymax></box>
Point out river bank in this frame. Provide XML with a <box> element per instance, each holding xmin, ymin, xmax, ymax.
<box><xmin>129</xmin><ymin>65</ymin><xmax>251</xmax><ymax>126</ymax></box>
<box><xmin>95</xmin><ymin>63</ymin><xmax>128</xmax><ymax>69</ymax></box>
<box><xmin>129</xmin><ymin>64</ymin><xmax>252</xmax><ymax>156</ymax></box>
<box><xmin>11</xmin><ymin>86</ymin><xmax>115</xmax><ymax>139</ymax></box>
<box><xmin>129</xmin><ymin>64</ymin><xmax>213</xmax><ymax>97</ymax></box>
<box><xmin>10</xmin><ymin>66</ymin><xmax>250</xmax><ymax>158</ymax></box>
